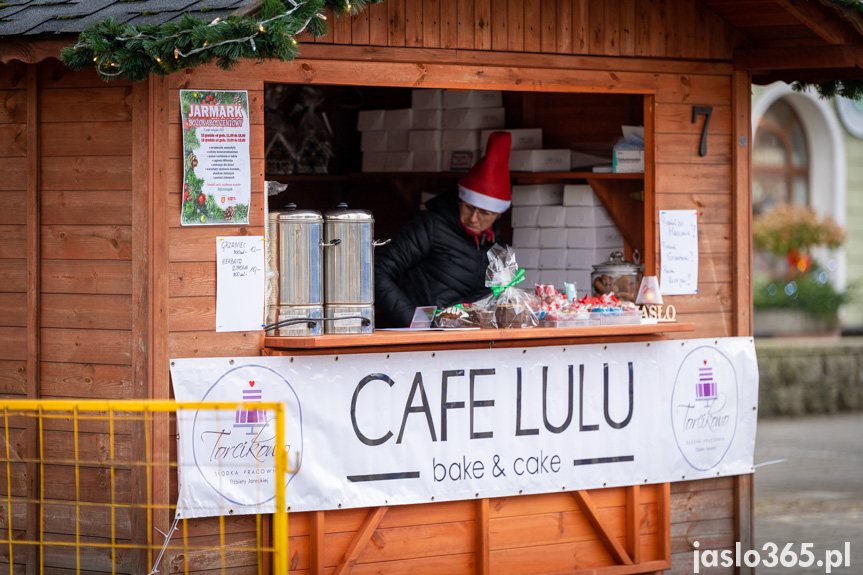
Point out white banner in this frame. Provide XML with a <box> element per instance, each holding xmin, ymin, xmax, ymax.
<box><xmin>170</xmin><ymin>337</ymin><xmax>759</xmax><ymax>518</ymax></box>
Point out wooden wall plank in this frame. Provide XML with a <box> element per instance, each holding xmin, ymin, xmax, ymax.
<box><xmin>635</xmin><ymin>0</ymin><xmax>650</xmax><ymax>56</ymax></box>
<box><xmin>0</xmin><ymin>123</ymin><xmax>25</xmax><ymax>156</ymax></box>
<box><xmin>333</xmin><ymin>6</ymin><xmax>353</xmax><ymax>44</ymax></box>
<box><xmin>664</xmin><ymin>0</ymin><xmax>679</xmax><ymax>58</ymax></box>
<box><xmin>167</xmin><ymin>331</ymin><xmax>262</xmax><ymax>358</ymax></box>
<box><xmin>0</xmin><ymin>359</ymin><xmax>27</xmax><ymax>395</ymax></box>
<box><xmin>541</xmin><ymin>0</ymin><xmax>557</xmax><ymax>53</ymax></box>
<box><xmin>40</xmin><ymin>225</ymin><xmax>132</xmax><ymax>261</ymax></box>
<box><xmin>39</xmin><ymin>87</ymin><xmax>132</xmax><ymax>123</ymax></box>
<box><xmin>0</xmin><ymin>158</ymin><xmax>27</xmax><ymax>190</ymax></box>
<box><xmin>39</xmin><ymin>122</ymin><xmax>131</xmax><ymax>157</ymax></box>
<box><xmin>352</xmin><ymin>6</ymin><xmax>371</xmax><ymax>46</ymax></box>
<box><xmin>369</xmin><ymin>2</ymin><xmax>389</xmax><ymax>46</ymax></box>
<box><xmin>316</xmin><ymin>8</ymin><xmax>334</xmax><ymax>44</ymax></box>
<box><xmin>589</xmin><ymin>0</ymin><xmax>604</xmax><ymax>54</ymax></box>
<box><xmin>40</xmin><ymin>294</ymin><xmax>132</xmax><ymax>330</ymax></box>
<box><xmin>507</xmin><ymin>0</ymin><xmax>524</xmax><ymax>52</ymax></box>
<box><xmin>456</xmin><ymin>0</ymin><xmax>473</xmax><ymax>49</ymax></box>
<box><xmin>492</xmin><ymin>0</ymin><xmax>508</xmax><ymax>51</ymax></box>
<box><xmin>0</xmin><ymin>225</ymin><xmax>26</xmax><ymax>258</ymax></box>
<box><xmin>620</xmin><ymin>0</ymin><xmax>636</xmax><ymax>56</ymax></box>
<box><xmin>41</xmin><ymin>156</ymin><xmax>131</xmax><ymax>191</ymax></box>
<box><xmin>0</xmin><ymin>293</ymin><xmax>26</xmax><ymax>327</ymax></box>
<box><xmin>523</xmin><ymin>0</ymin><xmax>541</xmax><ymax>53</ymax></box>
<box><xmin>604</xmin><ymin>0</ymin><xmax>621</xmax><ymax>55</ymax></box>
<box><xmin>694</xmin><ymin>1</ymin><xmax>711</xmax><ymax>60</ymax></box>
<box><xmin>680</xmin><ymin>0</ymin><xmax>696</xmax><ymax>58</ymax></box>
<box><xmin>405</xmin><ymin>0</ymin><xmax>423</xmax><ymax>47</ymax></box>
<box><xmin>555</xmin><ymin>0</ymin><xmax>572</xmax><ymax>54</ymax></box>
<box><xmin>572</xmin><ymin>0</ymin><xmax>589</xmax><ymax>54</ymax></box>
<box><xmin>424</xmin><ymin>0</ymin><xmax>442</xmax><ymax>48</ymax></box>
<box><xmin>169</xmin><ymin>262</ymin><xmax>216</xmax><ymax>297</ymax></box>
<box><xmin>41</xmin><ymin>191</ymin><xmax>132</xmax><ymax>226</ymax></box>
<box><xmin>40</xmin><ymin>328</ymin><xmax>132</xmax><ymax>365</ymax></box>
<box><xmin>169</xmin><ymin>297</ymin><xmax>216</xmax><ymax>332</ymax></box>
<box><xmin>41</xmin><ymin>260</ymin><xmax>132</xmax><ymax>295</ymax></box>
<box><xmin>0</xmin><ymin>90</ymin><xmax>26</xmax><ymax>123</ymax></box>
<box><xmin>40</xmin><ymin>362</ymin><xmax>132</xmax><ymax>399</ymax></box>
<box><xmin>168</xmin><ymin>227</ymin><xmax>265</xmax><ymax>262</ymax></box>
<box><xmin>475</xmin><ymin>0</ymin><xmax>492</xmax><ymax>50</ymax></box>
<box><xmin>0</xmin><ymin>191</ymin><xmax>25</xmax><ymax>225</ymax></box>
<box><xmin>0</xmin><ymin>328</ymin><xmax>26</xmax><ymax>361</ymax></box>
<box><xmin>656</xmin><ymin>103</ymin><xmax>732</xmax><ymax>134</ymax></box>
<box><xmin>389</xmin><ymin>0</ymin><xmax>407</xmax><ymax>47</ymax></box>
<box><xmin>649</xmin><ymin>0</ymin><xmax>666</xmax><ymax>57</ymax></box>
<box><xmin>441</xmin><ymin>0</ymin><xmax>458</xmax><ymax>48</ymax></box>
<box><xmin>655</xmin><ymin>133</ymin><xmax>731</xmax><ymax>165</ymax></box>
<box><xmin>0</xmin><ymin>259</ymin><xmax>26</xmax><ymax>293</ymax></box>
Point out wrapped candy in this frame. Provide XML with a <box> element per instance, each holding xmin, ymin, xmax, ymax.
<box><xmin>432</xmin><ymin>304</ymin><xmax>480</xmax><ymax>328</ymax></box>
<box><xmin>471</xmin><ymin>245</ymin><xmax>539</xmax><ymax>328</ymax></box>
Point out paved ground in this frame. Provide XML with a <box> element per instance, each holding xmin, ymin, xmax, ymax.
<box><xmin>753</xmin><ymin>413</ymin><xmax>863</xmax><ymax>575</ymax></box>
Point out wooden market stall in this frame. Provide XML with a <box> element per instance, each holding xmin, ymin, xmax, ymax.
<box><xmin>2</xmin><ymin>0</ymin><xmax>863</xmax><ymax>573</ymax></box>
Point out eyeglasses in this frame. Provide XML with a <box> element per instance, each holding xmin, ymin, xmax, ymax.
<box><xmin>459</xmin><ymin>201</ymin><xmax>497</xmax><ymax>219</ymax></box>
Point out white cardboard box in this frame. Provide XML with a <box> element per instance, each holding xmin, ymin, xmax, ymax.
<box><xmin>442</xmin><ymin>130</ymin><xmax>480</xmax><ymax>150</ymax></box>
<box><xmin>539</xmin><ymin>249</ymin><xmax>568</xmax><ymax>270</ymax></box>
<box><xmin>512</xmin><ymin>184</ymin><xmax>564</xmax><ymax>206</ymax></box>
<box><xmin>481</xmin><ymin>128</ymin><xmax>543</xmax><ymax>152</ymax></box>
<box><xmin>566</xmin><ymin>248</ymin><xmax>621</xmax><ymax>270</ymax></box>
<box><xmin>384</xmin><ymin>151</ymin><xmax>413</xmax><ymax>172</ymax></box>
<box><xmin>413</xmin><ymin>109</ymin><xmax>443</xmax><ymax>130</ymax></box>
<box><xmin>443</xmin><ymin>107</ymin><xmax>505</xmax><ymax>130</ymax></box>
<box><xmin>512</xmin><ymin>228</ymin><xmax>541</xmax><ymax>248</ymax></box>
<box><xmin>413</xmin><ymin>152</ymin><xmax>443</xmax><ymax>172</ymax></box>
<box><xmin>357</xmin><ymin>109</ymin><xmax>385</xmax><ymax>131</ymax></box>
<box><xmin>360</xmin><ymin>131</ymin><xmax>387</xmax><ymax>152</ymax></box>
<box><xmin>386</xmin><ymin>130</ymin><xmax>410</xmax><ymax>151</ymax></box>
<box><xmin>444</xmin><ymin>89</ymin><xmax>503</xmax><ymax>109</ymax></box>
<box><xmin>408</xmin><ymin>130</ymin><xmax>443</xmax><ymax>151</ymax></box>
<box><xmin>514</xmin><ymin>249</ymin><xmax>541</xmax><ymax>268</ymax></box>
<box><xmin>385</xmin><ymin>109</ymin><xmax>413</xmax><ymax>131</ymax></box>
<box><xmin>412</xmin><ymin>88</ymin><xmax>444</xmax><ymax>110</ymax></box>
<box><xmin>539</xmin><ymin>269</ymin><xmax>568</xmax><ymax>289</ymax></box>
<box><xmin>442</xmin><ymin>149</ymin><xmax>480</xmax><ymax>171</ymax></box>
<box><xmin>540</xmin><ymin>227</ymin><xmax>568</xmax><ymax>248</ymax></box>
<box><xmin>511</xmin><ymin>206</ymin><xmax>540</xmax><ymax>228</ymax></box>
<box><xmin>361</xmin><ymin>152</ymin><xmax>387</xmax><ymax>172</ymax></box>
<box><xmin>509</xmin><ymin>149</ymin><xmax>571</xmax><ymax>172</ymax></box>
<box><xmin>567</xmin><ymin>225</ymin><xmax>624</xmax><ymax>249</ymax></box>
<box><xmin>566</xmin><ymin>271</ymin><xmax>592</xmax><ymax>296</ymax></box>
<box><xmin>613</xmin><ymin>149</ymin><xmax>644</xmax><ymax>173</ymax></box>
<box><xmin>563</xmin><ymin>184</ymin><xmax>603</xmax><ymax>206</ymax></box>
<box><xmin>521</xmin><ymin>268</ymin><xmax>541</xmax><ymax>288</ymax></box>
<box><xmin>565</xmin><ymin>205</ymin><xmax>614</xmax><ymax>227</ymax></box>
<box><xmin>412</xmin><ymin>151</ymin><xmax>443</xmax><ymax>172</ymax></box>
<box><xmin>538</xmin><ymin>205</ymin><xmax>566</xmax><ymax>227</ymax></box>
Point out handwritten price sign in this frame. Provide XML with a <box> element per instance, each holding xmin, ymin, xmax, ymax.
<box><xmin>659</xmin><ymin>210</ymin><xmax>699</xmax><ymax>296</ymax></box>
<box><xmin>216</xmin><ymin>236</ymin><xmax>265</xmax><ymax>332</ymax></box>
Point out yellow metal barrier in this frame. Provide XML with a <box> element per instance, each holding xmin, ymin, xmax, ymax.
<box><xmin>0</xmin><ymin>399</ymin><xmax>290</xmax><ymax>574</ymax></box>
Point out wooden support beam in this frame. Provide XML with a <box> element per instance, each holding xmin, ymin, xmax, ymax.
<box><xmin>774</xmin><ymin>0</ymin><xmax>858</xmax><ymax>45</ymax></box>
<box><xmin>333</xmin><ymin>506</ymin><xmax>388</xmax><ymax>575</ymax></box>
<box><xmin>625</xmin><ymin>485</ymin><xmax>640</xmax><ymax>564</ymax></box>
<box><xmin>572</xmin><ymin>490</ymin><xmax>633</xmax><ymax>565</ymax></box>
<box><xmin>731</xmin><ymin>69</ymin><xmax>752</xmax><ymax>337</ymax></box>
<box><xmin>735</xmin><ymin>474</ymin><xmax>754</xmax><ymax>575</ymax></box>
<box><xmin>311</xmin><ymin>511</ymin><xmax>326</xmax><ymax>575</ymax></box>
<box><xmin>475</xmin><ymin>498</ymin><xmax>489</xmax><ymax>575</ymax></box>
<box><xmin>734</xmin><ymin>45</ymin><xmax>862</xmax><ymax>71</ymax></box>
<box><xmin>25</xmin><ymin>62</ymin><xmax>40</xmax><ymax>575</ymax></box>
<box><xmin>657</xmin><ymin>482</ymin><xmax>671</xmax><ymax>563</ymax></box>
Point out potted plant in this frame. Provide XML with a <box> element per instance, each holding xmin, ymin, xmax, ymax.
<box><xmin>752</xmin><ymin>204</ymin><xmax>852</xmax><ymax>336</ymax></box>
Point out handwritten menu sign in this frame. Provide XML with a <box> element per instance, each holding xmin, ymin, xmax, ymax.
<box><xmin>216</xmin><ymin>236</ymin><xmax>265</xmax><ymax>332</ymax></box>
<box><xmin>180</xmin><ymin>90</ymin><xmax>251</xmax><ymax>226</ymax></box>
<box><xmin>659</xmin><ymin>210</ymin><xmax>699</xmax><ymax>295</ymax></box>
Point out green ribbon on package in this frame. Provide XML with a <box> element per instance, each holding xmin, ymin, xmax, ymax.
<box><xmin>491</xmin><ymin>269</ymin><xmax>526</xmax><ymax>298</ymax></box>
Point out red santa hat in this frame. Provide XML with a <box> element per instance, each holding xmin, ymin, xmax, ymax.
<box><xmin>458</xmin><ymin>131</ymin><xmax>512</xmax><ymax>213</ymax></box>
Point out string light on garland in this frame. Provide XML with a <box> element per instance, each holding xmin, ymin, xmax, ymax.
<box><xmin>61</xmin><ymin>0</ymin><xmax>385</xmax><ymax>83</ymax></box>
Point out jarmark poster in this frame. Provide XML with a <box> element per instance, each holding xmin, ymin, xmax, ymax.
<box><xmin>170</xmin><ymin>337</ymin><xmax>759</xmax><ymax>519</ymax></box>
<box><xmin>180</xmin><ymin>90</ymin><xmax>251</xmax><ymax>225</ymax></box>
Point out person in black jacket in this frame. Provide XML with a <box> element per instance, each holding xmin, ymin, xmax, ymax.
<box><xmin>375</xmin><ymin>132</ymin><xmax>512</xmax><ymax>327</ymax></box>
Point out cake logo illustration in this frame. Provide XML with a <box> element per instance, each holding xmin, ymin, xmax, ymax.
<box><xmin>234</xmin><ymin>380</ymin><xmax>267</xmax><ymax>435</ymax></box>
<box><xmin>191</xmin><ymin>365</ymin><xmax>303</xmax><ymax>507</ymax></box>
<box><xmin>671</xmin><ymin>347</ymin><xmax>738</xmax><ymax>471</ymax></box>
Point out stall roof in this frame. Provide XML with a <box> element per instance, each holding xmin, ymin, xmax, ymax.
<box><xmin>1</xmin><ymin>0</ymin><xmax>862</xmax><ymax>85</ymax></box>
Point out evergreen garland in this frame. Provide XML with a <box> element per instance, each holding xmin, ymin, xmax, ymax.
<box><xmin>61</xmin><ymin>0</ymin><xmax>385</xmax><ymax>83</ymax></box>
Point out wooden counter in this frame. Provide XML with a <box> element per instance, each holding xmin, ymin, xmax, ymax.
<box><xmin>264</xmin><ymin>322</ymin><xmax>695</xmax><ymax>355</ymax></box>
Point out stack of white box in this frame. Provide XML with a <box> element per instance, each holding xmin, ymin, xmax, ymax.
<box><xmin>510</xmin><ymin>183</ymin><xmax>624</xmax><ymax>294</ymax></box>
<box><xmin>359</xmin><ymin>89</ymin><xmax>507</xmax><ymax>173</ymax></box>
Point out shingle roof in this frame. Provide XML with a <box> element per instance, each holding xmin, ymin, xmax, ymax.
<box><xmin>0</xmin><ymin>0</ymin><xmax>253</xmax><ymax>38</ymax></box>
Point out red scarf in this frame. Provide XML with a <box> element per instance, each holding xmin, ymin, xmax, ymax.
<box><xmin>461</xmin><ymin>223</ymin><xmax>495</xmax><ymax>247</ymax></box>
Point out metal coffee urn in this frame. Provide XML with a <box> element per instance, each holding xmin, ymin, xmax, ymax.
<box><xmin>266</xmin><ymin>204</ymin><xmax>337</xmax><ymax>336</ymax></box>
<box><xmin>322</xmin><ymin>203</ymin><xmax>388</xmax><ymax>334</ymax></box>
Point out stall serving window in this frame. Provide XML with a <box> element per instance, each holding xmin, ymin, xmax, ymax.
<box><xmin>264</xmin><ymin>86</ymin><xmax>646</xmax><ymax>251</ymax></box>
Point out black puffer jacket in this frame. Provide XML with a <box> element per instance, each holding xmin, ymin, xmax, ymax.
<box><xmin>375</xmin><ymin>190</ymin><xmax>498</xmax><ymax>327</ymax></box>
